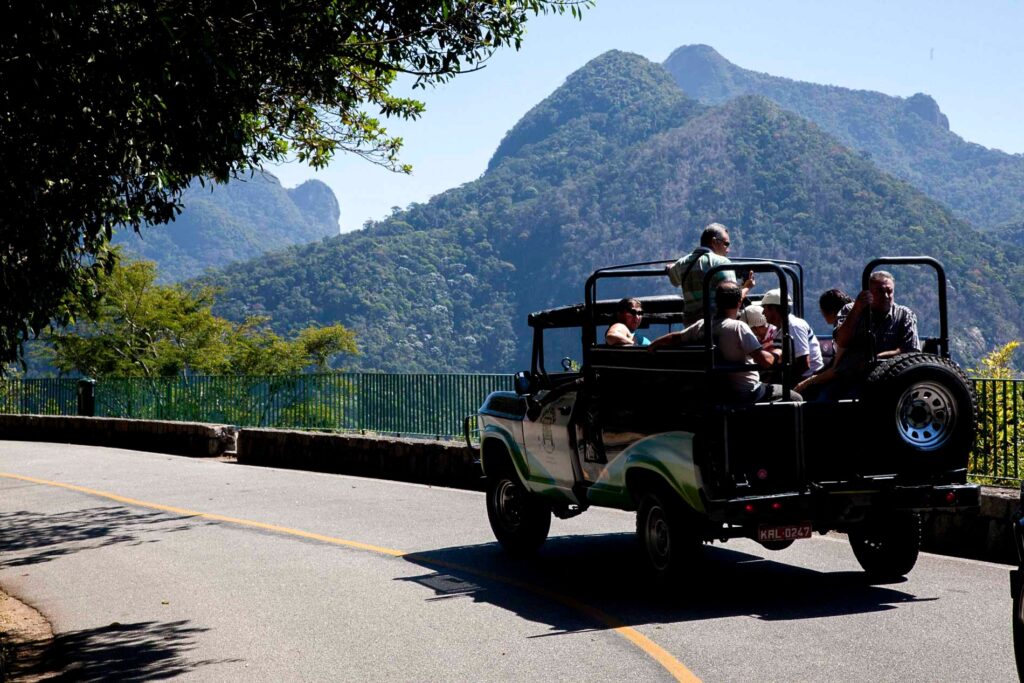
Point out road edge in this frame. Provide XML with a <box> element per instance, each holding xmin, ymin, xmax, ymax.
<box><xmin>0</xmin><ymin>589</ymin><xmax>57</xmax><ymax>682</ymax></box>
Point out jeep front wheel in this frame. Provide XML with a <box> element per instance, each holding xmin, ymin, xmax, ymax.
<box><xmin>636</xmin><ymin>489</ymin><xmax>700</xmax><ymax>580</ymax></box>
<box><xmin>848</xmin><ymin>511</ymin><xmax>921</xmax><ymax>580</ymax></box>
<box><xmin>486</xmin><ymin>469</ymin><xmax>551</xmax><ymax>555</ymax></box>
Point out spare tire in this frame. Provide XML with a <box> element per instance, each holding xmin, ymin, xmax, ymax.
<box><xmin>862</xmin><ymin>352</ymin><xmax>976</xmax><ymax>471</ymax></box>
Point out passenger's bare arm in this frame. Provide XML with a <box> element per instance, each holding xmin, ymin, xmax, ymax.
<box><xmin>750</xmin><ymin>347</ymin><xmax>776</xmax><ymax>369</ymax></box>
<box><xmin>605</xmin><ymin>323</ymin><xmax>634</xmax><ymax>346</ymax></box>
<box><xmin>648</xmin><ymin>332</ymin><xmax>683</xmax><ymax>349</ymax></box>
<box><xmin>834</xmin><ymin>290</ymin><xmax>870</xmax><ymax>348</ymax></box>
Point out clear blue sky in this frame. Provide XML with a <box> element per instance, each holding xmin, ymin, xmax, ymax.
<box><xmin>269</xmin><ymin>0</ymin><xmax>1024</xmax><ymax>233</ymax></box>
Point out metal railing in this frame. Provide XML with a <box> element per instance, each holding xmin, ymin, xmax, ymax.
<box><xmin>1</xmin><ymin>374</ymin><xmax>1021</xmax><ymax>477</ymax></box>
<box><xmin>0</xmin><ymin>373</ymin><xmax>512</xmax><ymax>441</ymax></box>
<box><xmin>0</xmin><ymin>377</ymin><xmax>78</xmax><ymax>416</ymax></box>
<box><xmin>971</xmin><ymin>377</ymin><xmax>1023</xmax><ymax>484</ymax></box>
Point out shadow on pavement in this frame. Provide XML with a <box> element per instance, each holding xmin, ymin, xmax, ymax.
<box><xmin>400</xmin><ymin>532</ymin><xmax>933</xmax><ymax>635</ymax></box>
<box><xmin>0</xmin><ymin>507</ymin><xmax>209</xmax><ymax>568</ymax></box>
<box><xmin>26</xmin><ymin>620</ymin><xmax>242</xmax><ymax>682</ymax></box>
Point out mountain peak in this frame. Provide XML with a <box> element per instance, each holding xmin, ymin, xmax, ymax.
<box><xmin>904</xmin><ymin>93</ymin><xmax>950</xmax><ymax>130</ymax></box>
<box><xmin>663</xmin><ymin>44</ymin><xmax>742</xmax><ymax>102</ymax></box>
<box><xmin>487</xmin><ymin>50</ymin><xmax>690</xmax><ymax>170</ymax></box>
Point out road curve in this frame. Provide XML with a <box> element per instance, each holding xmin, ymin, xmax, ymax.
<box><xmin>0</xmin><ymin>441</ymin><xmax>1015</xmax><ymax>681</ymax></box>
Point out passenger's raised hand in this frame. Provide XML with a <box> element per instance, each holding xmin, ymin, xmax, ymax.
<box><xmin>742</xmin><ymin>270</ymin><xmax>755</xmax><ymax>291</ymax></box>
<box><xmin>853</xmin><ymin>289</ymin><xmax>872</xmax><ymax>313</ymax></box>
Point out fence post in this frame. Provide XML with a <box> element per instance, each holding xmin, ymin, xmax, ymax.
<box><xmin>77</xmin><ymin>378</ymin><xmax>96</xmax><ymax>417</ymax></box>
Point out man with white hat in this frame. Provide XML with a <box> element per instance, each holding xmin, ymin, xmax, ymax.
<box><xmin>760</xmin><ymin>288</ymin><xmax>823</xmax><ymax>380</ymax></box>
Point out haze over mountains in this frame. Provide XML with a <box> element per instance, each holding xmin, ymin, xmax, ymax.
<box><xmin>204</xmin><ymin>50</ymin><xmax>1024</xmax><ymax>373</ymax></box>
<box><xmin>114</xmin><ymin>171</ymin><xmax>339</xmax><ymax>282</ymax></box>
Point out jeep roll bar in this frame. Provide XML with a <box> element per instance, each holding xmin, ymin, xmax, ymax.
<box><xmin>861</xmin><ymin>256</ymin><xmax>949</xmax><ymax>359</ymax></box>
<box><xmin>731</xmin><ymin>257</ymin><xmax>805</xmax><ymax>317</ymax></box>
<box><xmin>581</xmin><ymin>260</ymin><xmax>797</xmax><ymax>401</ymax></box>
<box><xmin>583</xmin><ymin>261</ymin><xmax>674</xmax><ymax>349</ymax></box>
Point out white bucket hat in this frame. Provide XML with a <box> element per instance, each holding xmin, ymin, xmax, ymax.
<box><xmin>740</xmin><ymin>305</ymin><xmax>768</xmax><ymax>328</ymax></box>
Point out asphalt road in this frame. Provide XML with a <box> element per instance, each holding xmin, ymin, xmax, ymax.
<box><xmin>0</xmin><ymin>441</ymin><xmax>1015</xmax><ymax>682</ymax></box>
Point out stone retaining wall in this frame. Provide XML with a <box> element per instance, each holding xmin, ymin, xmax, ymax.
<box><xmin>922</xmin><ymin>486</ymin><xmax>1018</xmax><ymax>565</ymax></box>
<box><xmin>0</xmin><ymin>415</ymin><xmax>236</xmax><ymax>458</ymax></box>
<box><xmin>236</xmin><ymin>428</ymin><xmax>481</xmax><ymax>490</ymax></box>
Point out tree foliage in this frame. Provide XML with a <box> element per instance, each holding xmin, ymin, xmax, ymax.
<box><xmin>0</xmin><ymin>0</ymin><xmax>589</xmax><ymax>366</ymax></box>
<box><xmin>44</xmin><ymin>256</ymin><xmax>358</xmax><ymax>378</ymax></box>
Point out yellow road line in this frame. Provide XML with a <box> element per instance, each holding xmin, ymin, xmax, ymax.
<box><xmin>0</xmin><ymin>471</ymin><xmax>700</xmax><ymax>682</ymax></box>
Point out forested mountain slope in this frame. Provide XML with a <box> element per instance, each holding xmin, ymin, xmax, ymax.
<box><xmin>207</xmin><ymin>51</ymin><xmax>1024</xmax><ymax>372</ymax></box>
<box><xmin>664</xmin><ymin>44</ymin><xmax>1024</xmax><ymax>231</ymax></box>
<box><xmin>114</xmin><ymin>171</ymin><xmax>339</xmax><ymax>282</ymax></box>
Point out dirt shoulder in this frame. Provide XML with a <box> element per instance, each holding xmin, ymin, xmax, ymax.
<box><xmin>0</xmin><ymin>590</ymin><xmax>56</xmax><ymax>681</ymax></box>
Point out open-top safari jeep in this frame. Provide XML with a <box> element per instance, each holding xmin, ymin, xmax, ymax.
<box><xmin>474</xmin><ymin>256</ymin><xmax>979</xmax><ymax>580</ymax></box>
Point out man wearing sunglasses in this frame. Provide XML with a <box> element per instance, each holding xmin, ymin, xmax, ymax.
<box><xmin>605</xmin><ymin>297</ymin><xmax>650</xmax><ymax>346</ymax></box>
<box><xmin>667</xmin><ymin>222</ymin><xmax>755</xmax><ymax>324</ymax></box>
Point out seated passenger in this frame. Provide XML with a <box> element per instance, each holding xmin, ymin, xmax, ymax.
<box><xmin>605</xmin><ymin>297</ymin><xmax>650</xmax><ymax>346</ymax></box>
<box><xmin>760</xmin><ymin>288</ymin><xmax>824</xmax><ymax>380</ymax></box>
<box><xmin>834</xmin><ymin>271</ymin><xmax>919</xmax><ymax>359</ymax></box>
<box><xmin>739</xmin><ymin>304</ymin><xmax>780</xmax><ymax>359</ymax></box>
<box><xmin>794</xmin><ymin>288</ymin><xmax>852</xmax><ymax>397</ymax></box>
<box><xmin>740</xmin><ymin>304</ymin><xmax>781</xmax><ymax>383</ymax></box>
<box><xmin>812</xmin><ymin>272</ymin><xmax>920</xmax><ymax>399</ymax></box>
<box><xmin>650</xmin><ymin>282</ymin><xmax>801</xmax><ymax>403</ymax></box>
<box><xmin>819</xmin><ymin>288</ymin><xmax>853</xmax><ymax>327</ymax></box>
<box><xmin>816</xmin><ymin>288</ymin><xmax>853</xmax><ymax>366</ymax></box>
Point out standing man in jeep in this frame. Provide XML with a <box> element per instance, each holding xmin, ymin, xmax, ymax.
<box><xmin>667</xmin><ymin>222</ymin><xmax>755</xmax><ymax>324</ymax></box>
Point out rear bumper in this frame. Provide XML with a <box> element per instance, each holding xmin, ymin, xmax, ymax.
<box><xmin>704</xmin><ymin>482</ymin><xmax>980</xmax><ymax>528</ymax></box>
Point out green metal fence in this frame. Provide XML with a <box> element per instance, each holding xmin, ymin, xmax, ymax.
<box><xmin>971</xmin><ymin>377</ymin><xmax>1023</xmax><ymax>484</ymax></box>
<box><xmin>1</xmin><ymin>374</ymin><xmax>1021</xmax><ymax>476</ymax></box>
<box><xmin>0</xmin><ymin>377</ymin><xmax>78</xmax><ymax>416</ymax></box>
<box><xmin>87</xmin><ymin>373</ymin><xmax>513</xmax><ymax>440</ymax></box>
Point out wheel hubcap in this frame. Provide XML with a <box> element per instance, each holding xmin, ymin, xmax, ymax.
<box><xmin>645</xmin><ymin>505</ymin><xmax>671</xmax><ymax>570</ymax></box>
<box><xmin>895</xmin><ymin>381</ymin><xmax>957</xmax><ymax>450</ymax></box>
<box><xmin>496</xmin><ymin>479</ymin><xmax>524</xmax><ymax>530</ymax></box>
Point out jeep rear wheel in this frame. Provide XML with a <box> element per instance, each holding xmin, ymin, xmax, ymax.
<box><xmin>636</xmin><ymin>489</ymin><xmax>701</xmax><ymax>580</ymax></box>
<box><xmin>848</xmin><ymin>511</ymin><xmax>921</xmax><ymax>580</ymax></box>
<box><xmin>486</xmin><ymin>467</ymin><xmax>551</xmax><ymax>555</ymax></box>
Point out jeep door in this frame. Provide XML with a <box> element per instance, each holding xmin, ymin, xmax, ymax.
<box><xmin>521</xmin><ymin>389</ymin><xmax>580</xmax><ymax>501</ymax></box>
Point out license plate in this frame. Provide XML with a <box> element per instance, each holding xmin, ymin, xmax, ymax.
<box><xmin>757</xmin><ymin>522</ymin><xmax>812</xmax><ymax>542</ymax></box>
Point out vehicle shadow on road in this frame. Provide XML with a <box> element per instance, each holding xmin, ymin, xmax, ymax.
<box><xmin>0</xmin><ymin>507</ymin><xmax>213</xmax><ymax>569</ymax></box>
<box><xmin>400</xmin><ymin>533</ymin><xmax>933</xmax><ymax>634</ymax></box>
<box><xmin>27</xmin><ymin>619</ymin><xmax>242</xmax><ymax>682</ymax></box>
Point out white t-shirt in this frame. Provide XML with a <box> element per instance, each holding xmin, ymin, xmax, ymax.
<box><xmin>677</xmin><ymin>317</ymin><xmax>761</xmax><ymax>394</ymax></box>
<box><xmin>787</xmin><ymin>314</ymin><xmax>824</xmax><ymax>378</ymax></box>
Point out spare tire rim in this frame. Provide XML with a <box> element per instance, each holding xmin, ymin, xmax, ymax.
<box><xmin>895</xmin><ymin>381</ymin><xmax>957</xmax><ymax>451</ymax></box>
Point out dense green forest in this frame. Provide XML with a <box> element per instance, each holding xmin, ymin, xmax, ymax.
<box><xmin>664</xmin><ymin>44</ymin><xmax>1024</xmax><ymax>232</ymax></box>
<box><xmin>113</xmin><ymin>172</ymin><xmax>339</xmax><ymax>282</ymax></box>
<box><xmin>206</xmin><ymin>50</ymin><xmax>1024</xmax><ymax>373</ymax></box>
